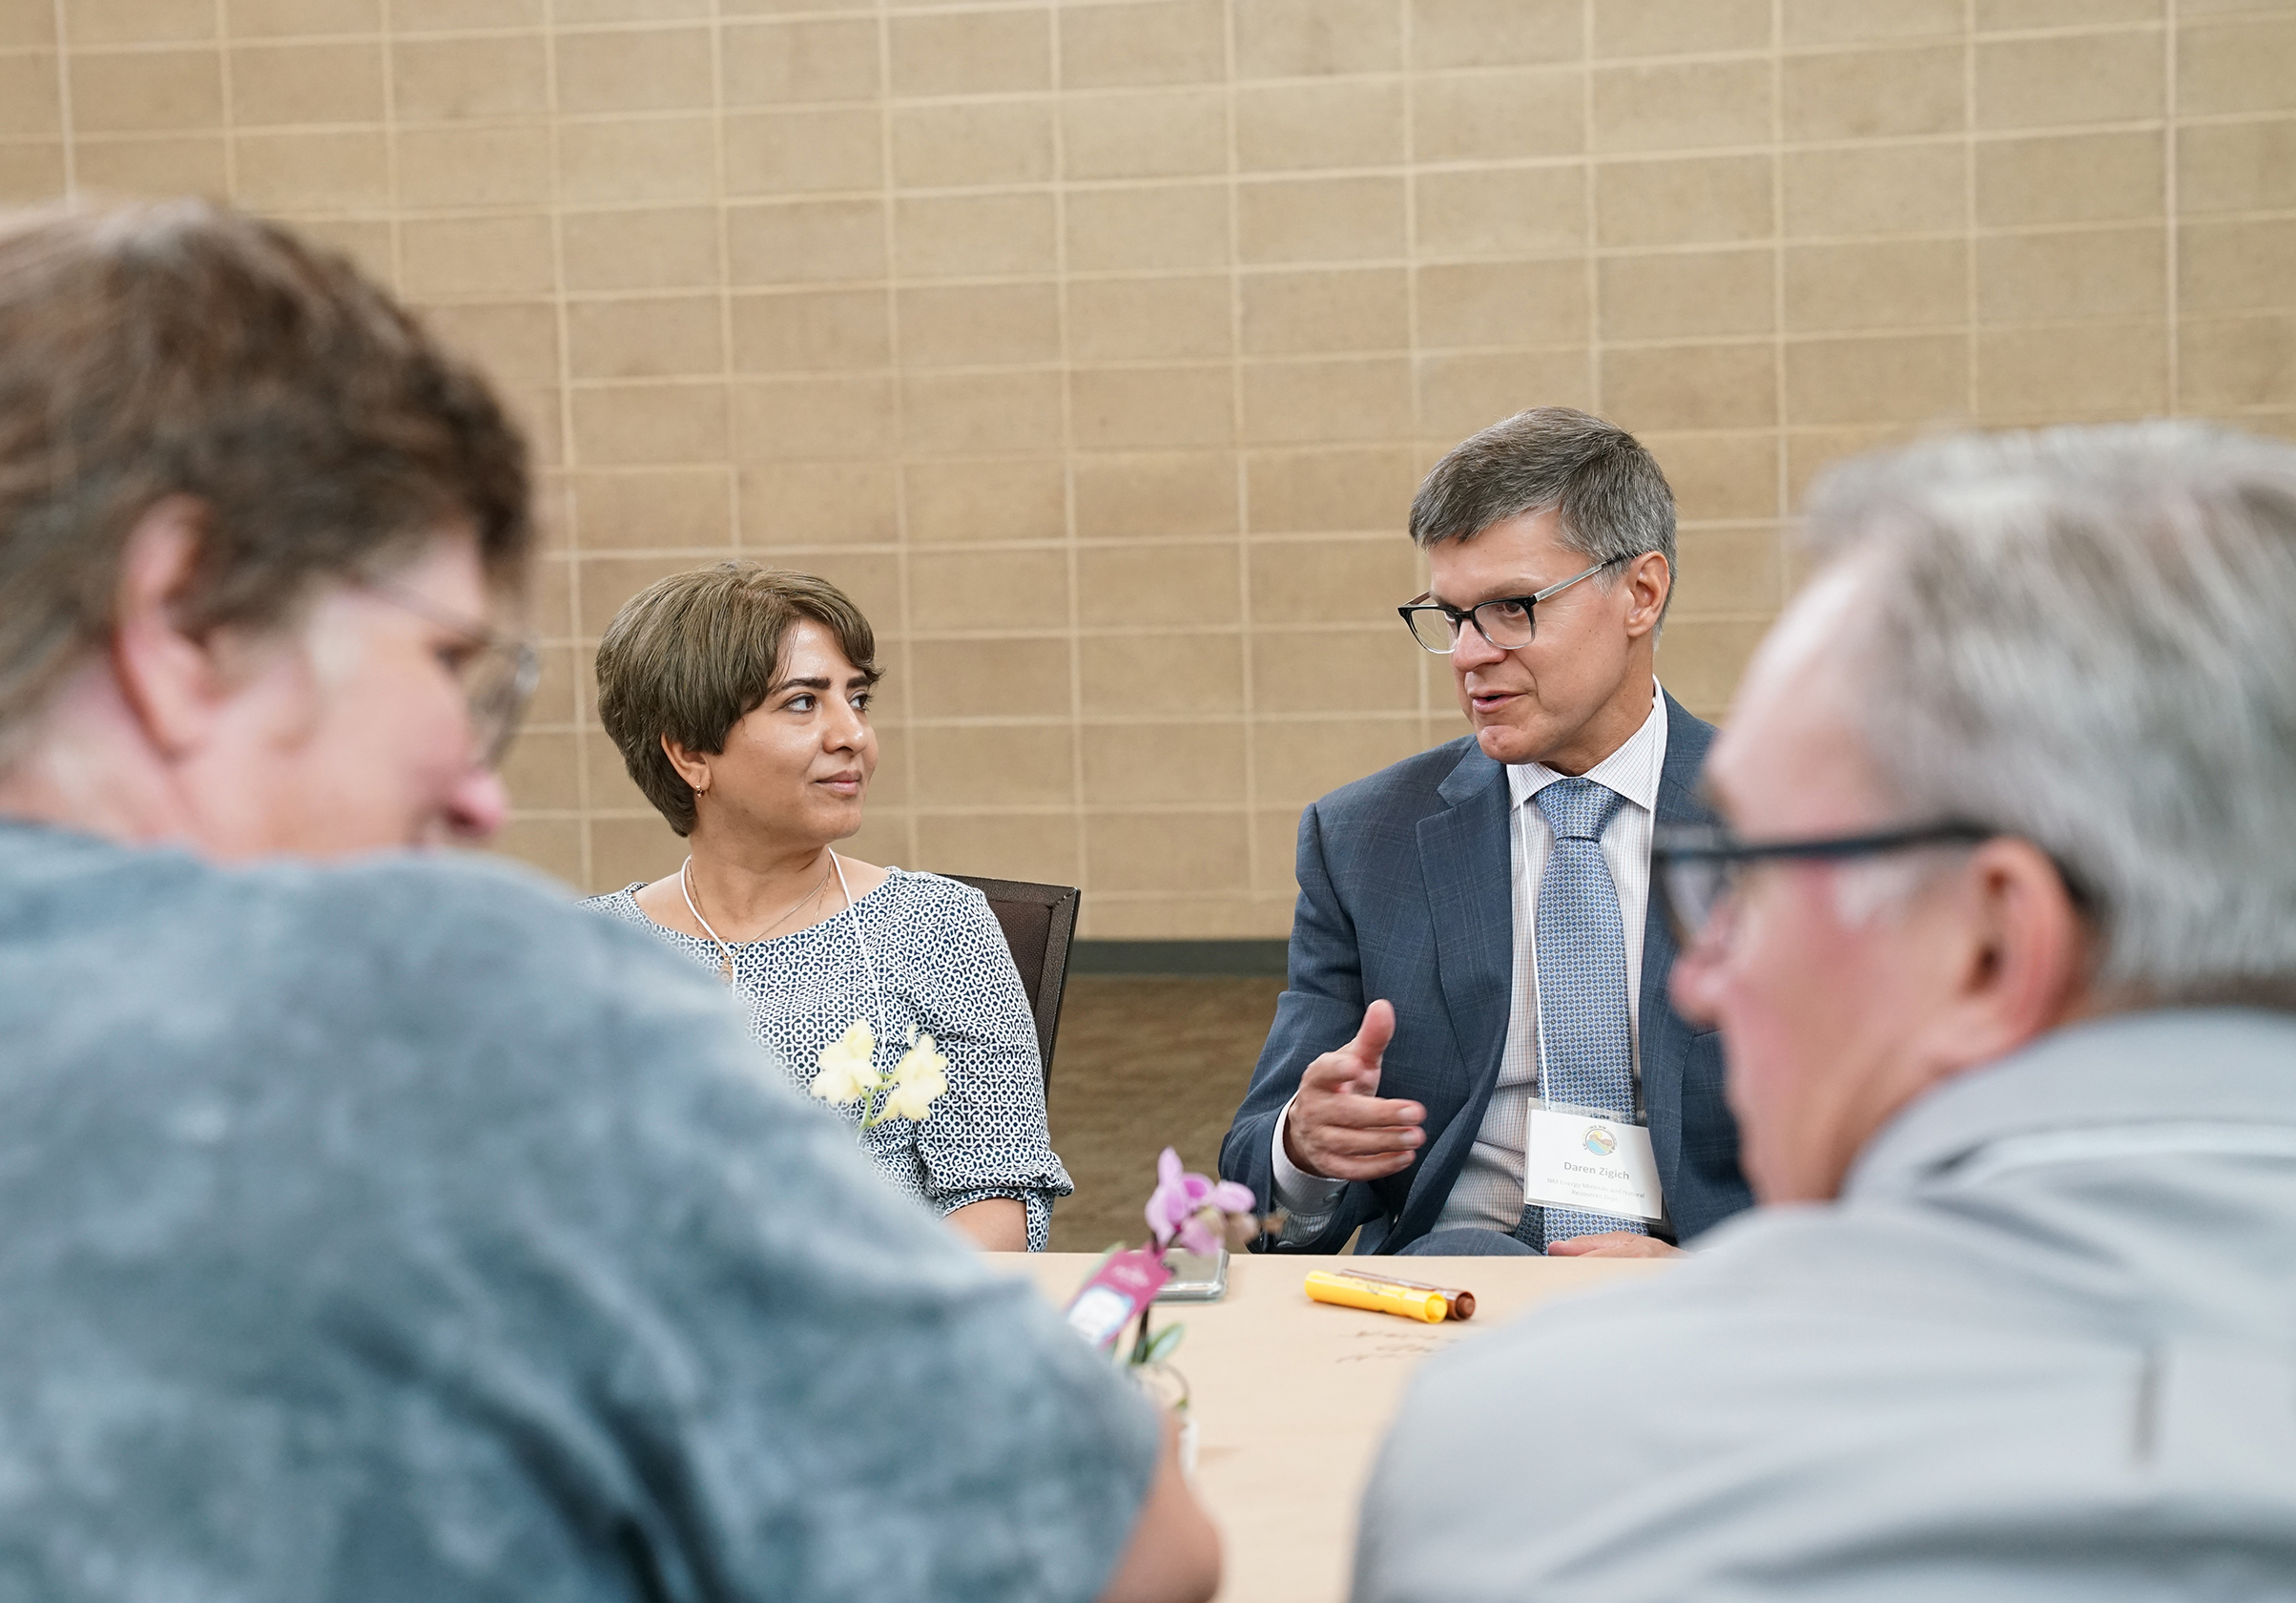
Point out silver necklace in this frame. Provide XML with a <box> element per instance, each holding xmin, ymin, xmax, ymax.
<box><xmin>679</xmin><ymin>852</ymin><xmax>834</xmax><ymax>982</ymax></box>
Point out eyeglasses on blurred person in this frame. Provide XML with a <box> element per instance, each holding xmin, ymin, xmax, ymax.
<box><xmin>0</xmin><ymin>199</ymin><xmax>1213</xmax><ymax>1603</ymax></box>
<box><xmin>366</xmin><ymin>576</ymin><xmax>541</xmax><ymax>768</ymax></box>
<box><xmin>1649</xmin><ymin>819</ymin><xmax>1997</xmax><ymax>948</ymax></box>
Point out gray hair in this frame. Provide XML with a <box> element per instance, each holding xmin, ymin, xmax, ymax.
<box><xmin>1410</xmin><ymin>406</ymin><xmax>1677</xmax><ymax>593</ymax></box>
<box><xmin>1805</xmin><ymin>421</ymin><xmax>2296</xmax><ymax>1007</ymax></box>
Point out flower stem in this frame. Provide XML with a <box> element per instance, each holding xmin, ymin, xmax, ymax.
<box><xmin>1126</xmin><ymin>1235</ymin><xmax>1164</xmax><ymax>1365</ymax></box>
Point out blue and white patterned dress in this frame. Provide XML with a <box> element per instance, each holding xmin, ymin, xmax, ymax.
<box><xmin>586</xmin><ymin>868</ymin><xmax>1071</xmax><ymax>1250</ymax></box>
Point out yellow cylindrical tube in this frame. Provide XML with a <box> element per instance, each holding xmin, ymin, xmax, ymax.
<box><xmin>1303</xmin><ymin>1270</ymin><xmax>1449</xmax><ymax>1323</ymax></box>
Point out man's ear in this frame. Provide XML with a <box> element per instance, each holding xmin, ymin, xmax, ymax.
<box><xmin>1623</xmin><ymin>551</ymin><xmax>1671</xmax><ymax>639</ymax></box>
<box><xmin>659</xmin><ymin>732</ymin><xmax>713</xmax><ymax>796</ymax></box>
<box><xmin>1929</xmin><ymin>837</ymin><xmax>2093</xmax><ymax>1071</ymax></box>
<box><xmin>110</xmin><ymin>498</ymin><xmax>235</xmax><ymax>760</ymax></box>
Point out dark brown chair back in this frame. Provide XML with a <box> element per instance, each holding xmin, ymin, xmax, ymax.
<box><xmin>949</xmin><ymin>875</ymin><xmax>1080</xmax><ymax>1086</ymax></box>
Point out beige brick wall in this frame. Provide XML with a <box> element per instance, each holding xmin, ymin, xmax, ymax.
<box><xmin>6</xmin><ymin>0</ymin><xmax>2290</xmax><ymax>933</ymax></box>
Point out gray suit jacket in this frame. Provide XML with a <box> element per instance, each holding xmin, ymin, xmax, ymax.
<box><xmin>1219</xmin><ymin>692</ymin><xmax>1751</xmax><ymax>1252</ymax></box>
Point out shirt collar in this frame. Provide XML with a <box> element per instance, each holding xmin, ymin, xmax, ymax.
<box><xmin>1843</xmin><ymin>1008</ymin><xmax>2296</xmax><ymax>1203</ymax></box>
<box><xmin>1504</xmin><ymin>680</ymin><xmax>1667</xmax><ymax>815</ymax></box>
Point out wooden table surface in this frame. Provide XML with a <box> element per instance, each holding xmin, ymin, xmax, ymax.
<box><xmin>1012</xmin><ymin>1252</ymin><xmax>1669</xmax><ymax>1603</ymax></box>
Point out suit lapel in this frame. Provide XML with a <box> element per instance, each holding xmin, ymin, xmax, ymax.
<box><xmin>1396</xmin><ymin>744</ymin><xmax>1514</xmax><ymax>1236</ymax></box>
<box><xmin>1640</xmin><ymin>692</ymin><xmax>1718</xmax><ymax>1206</ymax></box>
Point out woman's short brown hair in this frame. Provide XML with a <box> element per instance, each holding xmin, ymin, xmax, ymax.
<box><xmin>594</xmin><ymin>562</ymin><xmax>879</xmax><ymax>837</ymax></box>
<box><xmin>0</xmin><ymin>199</ymin><xmax>531</xmax><ymax>757</ymax></box>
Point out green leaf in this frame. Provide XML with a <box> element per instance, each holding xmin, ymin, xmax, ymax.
<box><xmin>1142</xmin><ymin>1322</ymin><xmax>1186</xmax><ymax>1366</ymax></box>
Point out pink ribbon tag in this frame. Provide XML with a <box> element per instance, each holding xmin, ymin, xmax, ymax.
<box><xmin>1063</xmin><ymin>1247</ymin><xmax>1174</xmax><ymax>1351</ymax></box>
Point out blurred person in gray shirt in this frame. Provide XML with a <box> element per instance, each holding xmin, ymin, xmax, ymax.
<box><xmin>0</xmin><ymin>199</ymin><xmax>1214</xmax><ymax>1603</ymax></box>
<box><xmin>1354</xmin><ymin>422</ymin><xmax>2296</xmax><ymax>1602</ymax></box>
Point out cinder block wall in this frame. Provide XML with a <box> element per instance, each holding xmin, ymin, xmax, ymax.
<box><xmin>7</xmin><ymin>0</ymin><xmax>2287</xmax><ymax>932</ymax></box>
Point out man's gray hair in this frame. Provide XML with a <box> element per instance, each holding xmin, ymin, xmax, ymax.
<box><xmin>1409</xmin><ymin>407</ymin><xmax>1677</xmax><ymax>587</ymax></box>
<box><xmin>1806</xmin><ymin>421</ymin><xmax>2296</xmax><ymax>1007</ymax></box>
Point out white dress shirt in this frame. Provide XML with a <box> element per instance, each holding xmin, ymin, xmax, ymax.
<box><xmin>1272</xmin><ymin>684</ymin><xmax>1668</xmax><ymax>1238</ymax></box>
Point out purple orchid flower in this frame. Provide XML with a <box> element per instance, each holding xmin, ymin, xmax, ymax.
<box><xmin>1146</xmin><ymin>1147</ymin><xmax>1257</xmax><ymax>1257</ymax></box>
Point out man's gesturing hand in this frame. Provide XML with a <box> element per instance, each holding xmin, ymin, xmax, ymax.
<box><xmin>1280</xmin><ymin>1000</ymin><xmax>1427</xmax><ymax>1181</ymax></box>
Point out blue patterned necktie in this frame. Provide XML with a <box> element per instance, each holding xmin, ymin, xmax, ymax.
<box><xmin>1514</xmin><ymin>776</ymin><xmax>1648</xmax><ymax>1251</ymax></box>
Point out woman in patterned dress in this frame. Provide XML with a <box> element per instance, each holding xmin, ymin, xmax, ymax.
<box><xmin>583</xmin><ymin>562</ymin><xmax>1069</xmax><ymax>1251</ymax></box>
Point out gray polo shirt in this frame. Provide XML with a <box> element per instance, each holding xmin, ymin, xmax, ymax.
<box><xmin>0</xmin><ymin>821</ymin><xmax>1157</xmax><ymax>1601</ymax></box>
<box><xmin>1355</xmin><ymin>1008</ymin><xmax>2296</xmax><ymax>1602</ymax></box>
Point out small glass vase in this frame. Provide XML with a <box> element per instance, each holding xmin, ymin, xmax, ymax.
<box><xmin>1132</xmin><ymin>1359</ymin><xmax>1197</xmax><ymax>1477</ymax></box>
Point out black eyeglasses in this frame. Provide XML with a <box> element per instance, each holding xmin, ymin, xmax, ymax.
<box><xmin>1397</xmin><ymin>556</ymin><xmax>1626</xmax><ymax>655</ymax></box>
<box><xmin>369</xmin><ymin>582</ymin><xmax>541</xmax><ymax>768</ymax></box>
<box><xmin>1650</xmin><ymin>821</ymin><xmax>1996</xmax><ymax>948</ymax></box>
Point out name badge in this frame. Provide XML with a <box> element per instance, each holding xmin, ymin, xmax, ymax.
<box><xmin>1523</xmin><ymin>1104</ymin><xmax>1665</xmax><ymax>1222</ymax></box>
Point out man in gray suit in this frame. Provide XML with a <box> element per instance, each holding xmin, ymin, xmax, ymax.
<box><xmin>1222</xmin><ymin>408</ymin><xmax>1752</xmax><ymax>1257</ymax></box>
<box><xmin>1355</xmin><ymin>422</ymin><xmax>2296</xmax><ymax>1600</ymax></box>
